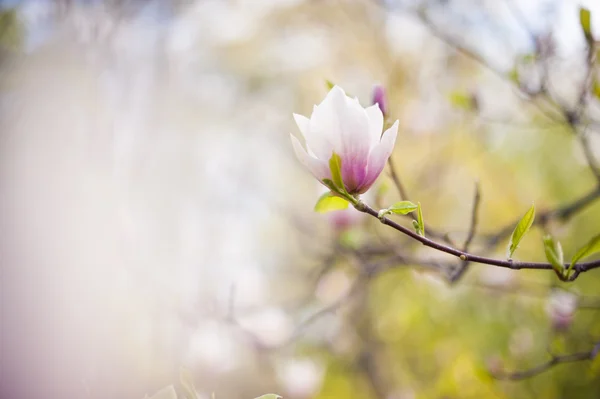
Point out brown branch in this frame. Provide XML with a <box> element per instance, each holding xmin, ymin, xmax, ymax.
<box><xmin>450</xmin><ymin>182</ymin><xmax>482</xmax><ymax>282</ymax></box>
<box><xmin>354</xmin><ymin>201</ymin><xmax>600</xmax><ymax>281</ymax></box>
<box><xmin>493</xmin><ymin>341</ymin><xmax>600</xmax><ymax>380</ymax></box>
<box><xmin>358</xmin><ymin>348</ymin><xmax>387</xmax><ymax>399</ymax></box>
<box><xmin>410</xmin><ymin>6</ymin><xmax>566</xmax><ymax>124</ymax></box>
<box><xmin>576</xmin><ymin>15</ymin><xmax>596</xmax><ymax>116</ymax></box>
<box><xmin>463</xmin><ymin>182</ymin><xmax>482</xmax><ymax>251</ymax></box>
<box><xmin>377</xmin><ymin>2</ymin><xmax>600</xmax><ymax>250</ymax></box>
<box><xmin>578</xmin><ymin>128</ymin><xmax>600</xmax><ymax>185</ymax></box>
<box><xmin>385</xmin><ymin>155</ymin><xmax>460</xmax><ymax>244</ymax></box>
<box><xmin>484</xmin><ymin>186</ymin><xmax>600</xmax><ymax>246</ymax></box>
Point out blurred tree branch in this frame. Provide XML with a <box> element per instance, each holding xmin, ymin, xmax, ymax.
<box><xmin>354</xmin><ymin>201</ymin><xmax>600</xmax><ymax>282</ymax></box>
<box><xmin>370</xmin><ymin>0</ymin><xmax>600</xmax><ymax>280</ymax></box>
<box><xmin>450</xmin><ymin>181</ymin><xmax>481</xmax><ymax>282</ymax></box>
<box><xmin>484</xmin><ymin>186</ymin><xmax>600</xmax><ymax>247</ymax></box>
<box><xmin>492</xmin><ymin>341</ymin><xmax>600</xmax><ymax>381</ymax></box>
<box><xmin>387</xmin><ymin>156</ymin><xmax>408</xmax><ymax>201</ymax></box>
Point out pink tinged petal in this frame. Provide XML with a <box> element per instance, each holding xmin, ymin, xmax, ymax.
<box><xmin>290</xmin><ymin>134</ymin><xmax>331</xmax><ymax>182</ymax></box>
<box><xmin>306</xmin><ymin>86</ymin><xmax>372</xmax><ymax>193</ymax></box>
<box><xmin>314</xmin><ymin>87</ymin><xmax>371</xmax><ymax>192</ymax></box>
<box><xmin>340</xmin><ymin>158</ymin><xmax>367</xmax><ymax>194</ymax></box>
<box><xmin>336</xmin><ymin>96</ymin><xmax>373</xmax><ymax>193</ymax></box>
<box><xmin>355</xmin><ymin>120</ymin><xmax>399</xmax><ymax>194</ymax></box>
<box><xmin>338</xmin><ymin>94</ymin><xmax>372</xmax><ymax>159</ymax></box>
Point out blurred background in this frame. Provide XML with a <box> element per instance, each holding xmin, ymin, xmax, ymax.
<box><xmin>1</xmin><ymin>0</ymin><xmax>600</xmax><ymax>398</ymax></box>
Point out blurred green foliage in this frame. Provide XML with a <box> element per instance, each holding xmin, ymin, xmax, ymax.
<box><xmin>0</xmin><ymin>8</ymin><xmax>22</xmax><ymax>52</ymax></box>
<box><xmin>307</xmin><ymin>111</ymin><xmax>600</xmax><ymax>398</ymax></box>
<box><xmin>1</xmin><ymin>1</ymin><xmax>599</xmax><ymax>399</ymax></box>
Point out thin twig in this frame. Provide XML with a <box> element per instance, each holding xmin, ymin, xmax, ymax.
<box><xmin>411</xmin><ymin>6</ymin><xmax>566</xmax><ymax>124</ymax></box>
<box><xmin>463</xmin><ymin>181</ymin><xmax>482</xmax><ymax>252</ymax></box>
<box><xmin>484</xmin><ymin>186</ymin><xmax>600</xmax><ymax>246</ymax></box>
<box><xmin>375</xmin><ymin>1</ymin><xmax>600</xmax><ymax>250</ymax></box>
<box><xmin>354</xmin><ymin>201</ymin><xmax>600</xmax><ymax>281</ymax></box>
<box><xmin>578</xmin><ymin>128</ymin><xmax>600</xmax><ymax>185</ymax></box>
<box><xmin>450</xmin><ymin>182</ymin><xmax>481</xmax><ymax>282</ymax></box>
<box><xmin>493</xmin><ymin>341</ymin><xmax>600</xmax><ymax>380</ymax></box>
<box><xmin>576</xmin><ymin>15</ymin><xmax>596</xmax><ymax>117</ymax></box>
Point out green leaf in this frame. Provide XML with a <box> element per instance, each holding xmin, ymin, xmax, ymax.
<box><xmin>314</xmin><ymin>192</ymin><xmax>349</xmax><ymax>213</ymax></box>
<box><xmin>580</xmin><ymin>7</ymin><xmax>593</xmax><ymax>40</ymax></box>
<box><xmin>147</xmin><ymin>386</ymin><xmax>177</xmax><ymax>399</ymax></box>
<box><xmin>378</xmin><ymin>201</ymin><xmax>418</xmax><ymax>219</ymax></box>
<box><xmin>0</xmin><ymin>9</ymin><xmax>23</xmax><ymax>51</ymax></box>
<box><xmin>507</xmin><ymin>204</ymin><xmax>535</xmax><ymax>258</ymax></box>
<box><xmin>568</xmin><ymin>233</ymin><xmax>600</xmax><ymax>274</ymax></box>
<box><xmin>412</xmin><ymin>220</ymin><xmax>422</xmax><ymax>236</ymax></box>
<box><xmin>325</xmin><ymin>80</ymin><xmax>335</xmax><ymax>90</ymax></box>
<box><xmin>254</xmin><ymin>395</ymin><xmax>282</xmax><ymax>399</ymax></box>
<box><xmin>417</xmin><ymin>202</ymin><xmax>425</xmax><ymax>237</ymax></box>
<box><xmin>180</xmin><ymin>368</ymin><xmax>198</xmax><ymax>399</ymax></box>
<box><xmin>390</xmin><ymin>201</ymin><xmax>417</xmax><ymax>214</ymax></box>
<box><xmin>328</xmin><ymin>152</ymin><xmax>346</xmax><ymax>195</ymax></box>
<box><xmin>543</xmin><ymin>235</ymin><xmax>564</xmax><ymax>274</ymax></box>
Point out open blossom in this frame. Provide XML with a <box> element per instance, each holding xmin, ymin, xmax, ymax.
<box><xmin>290</xmin><ymin>86</ymin><xmax>398</xmax><ymax>195</ymax></box>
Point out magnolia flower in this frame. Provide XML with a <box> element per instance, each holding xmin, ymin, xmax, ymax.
<box><xmin>291</xmin><ymin>86</ymin><xmax>398</xmax><ymax>195</ymax></box>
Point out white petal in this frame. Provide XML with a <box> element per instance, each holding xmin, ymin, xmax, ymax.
<box><xmin>339</xmin><ymin>94</ymin><xmax>371</xmax><ymax>158</ymax></box>
<box><xmin>294</xmin><ymin>113</ymin><xmax>317</xmax><ymax>155</ymax></box>
<box><xmin>309</xmin><ymin>86</ymin><xmax>371</xmax><ymax>166</ymax></box>
<box><xmin>306</xmin><ymin>87</ymin><xmax>346</xmax><ymax>158</ymax></box>
<box><xmin>378</xmin><ymin>120</ymin><xmax>399</xmax><ymax>155</ymax></box>
<box><xmin>365</xmin><ymin>104</ymin><xmax>384</xmax><ymax>147</ymax></box>
<box><xmin>369</xmin><ymin>120</ymin><xmax>398</xmax><ymax>170</ymax></box>
<box><xmin>302</xmin><ymin>96</ymin><xmax>342</xmax><ymax>160</ymax></box>
<box><xmin>290</xmin><ymin>134</ymin><xmax>330</xmax><ymax>181</ymax></box>
<box><xmin>293</xmin><ymin>113</ymin><xmax>311</xmax><ymax>139</ymax></box>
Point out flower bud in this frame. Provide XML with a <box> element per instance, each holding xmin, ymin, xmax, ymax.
<box><xmin>290</xmin><ymin>86</ymin><xmax>398</xmax><ymax>195</ymax></box>
<box><xmin>276</xmin><ymin>358</ymin><xmax>324</xmax><ymax>398</ymax></box>
<box><xmin>319</xmin><ymin>184</ymin><xmax>368</xmax><ymax>230</ymax></box>
<box><xmin>546</xmin><ymin>290</ymin><xmax>577</xmax><ymax>332</ymax></box>
<box><xmin>486</xmin><ymin>355</ymin><xmax>504</xmax><ymax>376</ymax></box>
<box><xmin>327</xmin><ymin>206</ymin><xmax>363</xmax><ymax>231</ymax></box>
<box><xmin>371</xmin><ymin>84</ymin><xmax>388</xmax><ymax>118</ymax></box>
